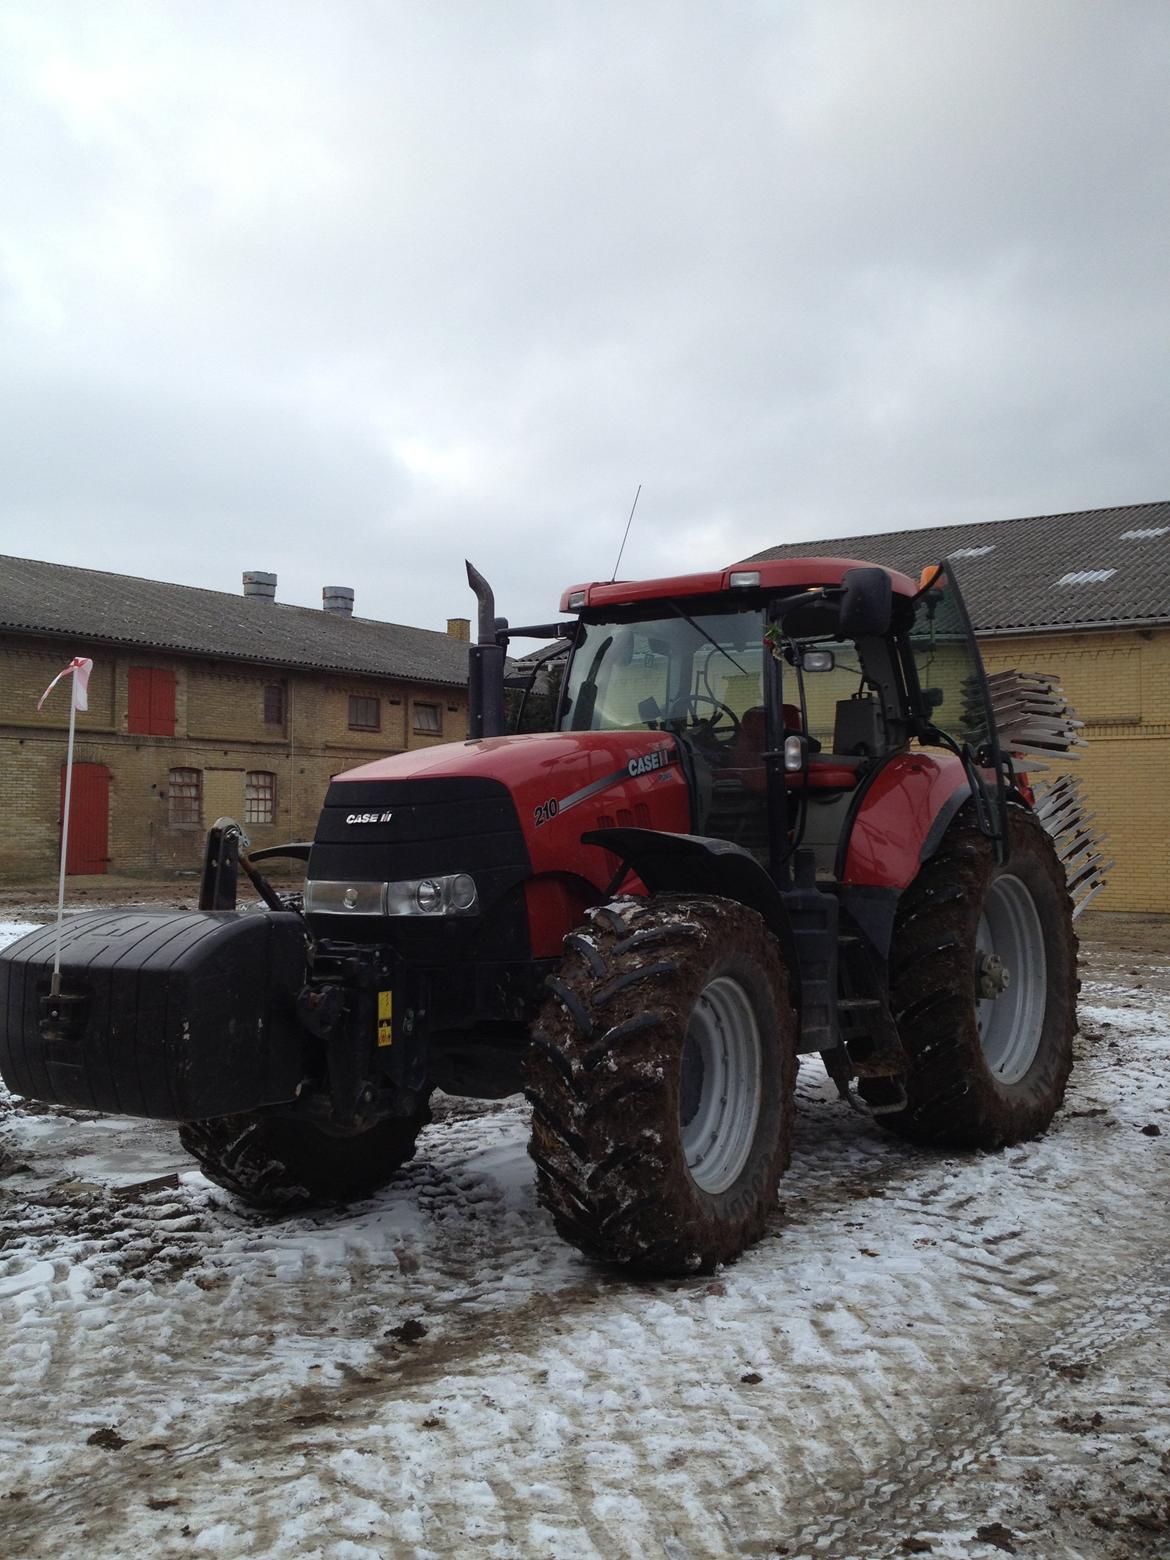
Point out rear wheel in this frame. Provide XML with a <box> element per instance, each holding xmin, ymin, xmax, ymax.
<box><xmin>179</xmin><ymin>1102</ymin><xmax>432</xmax><ymax>1209</ymax></box>
<box><xmin>526</xmin><ymin>894</ymin><xmax>796</xmax><ymax>1275</ymax></box>
<box><xmin>861</xmin><ymin>806</ymin><xmax>1076</xmax><ymax>1147</ymax></box>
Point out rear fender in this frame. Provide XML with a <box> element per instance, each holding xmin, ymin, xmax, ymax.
<box><xmin>580</xmin><ymin>827</ymin><xmax>797</xmax><ymax>976</ymax></box>
<box><xmin>842</xmin><ymin>752</ymin><xmax>972</xmax><ymax>889</ymax></box>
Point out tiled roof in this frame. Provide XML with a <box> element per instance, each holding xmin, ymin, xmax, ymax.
<box><xmin>740</xmin><ymin>501</ymin><xmax>1170</xmax><ymax>634</ymax></box>
<box><xmin>0</xmin><ymin>555</ymin><xmax>471</xmax><ymax>686</ymax></box>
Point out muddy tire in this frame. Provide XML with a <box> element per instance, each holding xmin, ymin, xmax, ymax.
<box><xmin>861</xmin><ymin>806</ymin><xmax>1076</xmax><ymax>1148</ymax></box>
<box><xmin>179</xmin><ymin>1102</ymin><xmax>431</xmax><ymax>1209</ymax></box>
<box><xmin>526</xmin><ymin>894</ymin><xmax>797</xmax><ymax>1276</ymax></box>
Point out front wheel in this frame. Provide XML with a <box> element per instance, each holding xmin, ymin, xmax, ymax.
<box><xmin>861</xmin><ymin>806</ymin><xmax>1077</xmax><ymax>1148</ymax></box>
<box><xmin>526</xmin><ymin>894</ymin><xmax>797</xmax><ymax>1275</ymax></box>
<box><xmin>179</xmin><ymin>1101</ymin><xmax>432</xmax><ymax>1209</ymax></box>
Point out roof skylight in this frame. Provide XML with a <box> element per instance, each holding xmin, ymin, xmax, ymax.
<box><xmin>1119</xmin><ymin>527</ymin><xmax>1169</xmax><ymax>540</ymax></box>
<box><xmin>951</xmin><ymin>544</ymin><xmax>996</xmax><ymax>558</ymax></box>
<box><xmin>1056</xmin><ymin>569</ymin><xmax>1116</xmax><ymax>585</ymax></box>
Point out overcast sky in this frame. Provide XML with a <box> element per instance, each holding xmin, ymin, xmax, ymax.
<box><xmin>2</xmin><ymin>1</ymin><xmax>1167</xmax><ymax>632</ymax></box>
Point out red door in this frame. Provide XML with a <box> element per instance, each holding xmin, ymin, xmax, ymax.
<box><xmin>59</xmin><ymin>763</ymin><xmax>111</xmax><ymax>875</ymax></box>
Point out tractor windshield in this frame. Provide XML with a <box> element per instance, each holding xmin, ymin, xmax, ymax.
<box><xmin>902</xmin><ymin>560</ymin><xmax>1007</xmax><ymax>857</ymax></box>
<box><xmin>560</xmin><ymin>605</ymin><xmax>765</xmax><ymax>741</ymax></box>
<box><xmin>905</xmin><ymin>565</ymin><xmax>994</xmax><ymax>759</ymax></box>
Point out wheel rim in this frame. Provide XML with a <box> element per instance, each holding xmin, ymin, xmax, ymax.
<box><xmin>975</xmin><ymin>873</ymin><xmax>1047</xmax><ymax>1085</ymax></box>
<box><xmin>679</xmin><ymin>975</ymin><xmax>762</xmax><ymax>1194</ymax></box>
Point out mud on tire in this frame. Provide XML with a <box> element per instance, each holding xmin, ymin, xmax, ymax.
<box><xmin>525</xmin><ymin>894</ymin><xmax>797</xmax><ymax>1276</ymax></box>
<box><xmin>861</xmin><ymin>805</ymin><xmax>1077</xmax><ymax>1148</ymax></box>
<box><xmin>179</xmin><ymin>1102</ymin><xmax>432</xmax><ymax>1209</ymax></box>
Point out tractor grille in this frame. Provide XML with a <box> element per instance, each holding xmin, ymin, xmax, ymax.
<box><xmin>306</xmin><ymin>777</ymin><xmax>531</xmax><ymax>959</ymax></box>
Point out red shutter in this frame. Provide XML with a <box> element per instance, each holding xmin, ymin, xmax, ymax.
<box><xmin>149</xmin><ymin>669</ymin><xmax>176</xmax><ymax>736</ymax></box>
<box><xmin>128</xmin><ymin>668</ymin><xmax>176</xmax><ymax>736</ymax></box>
<box><xmin>59</xmin><ymin>763</ymin><xmax>110</xmax><ymax>874</ymax></box>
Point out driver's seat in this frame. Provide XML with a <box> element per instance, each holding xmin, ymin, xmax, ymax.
<box><xmin>721</xmin><ymin>704</ymin><xmax>802</xmax><ymax>793</ymax></box>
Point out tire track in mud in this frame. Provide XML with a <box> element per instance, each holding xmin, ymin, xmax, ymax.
<box><xmin>778</xmin><ymin>1254</ymin><xmax>1170</xmax><ymax>1560</ymax></box>
<box><xmin>359</xmin><ymin>1044</ymin><xmax>1168</xmax><ymax>1559</ymax></box>
<box><xmin>0</xmin><ymin>1095</ymin><xmax>958</xmax><ymax>1560</ymax></box>
<box><xmin>0</xmin><ymin>1091</ymin><xmax>935</xmax><ymax>1552</ymax></box>
<box><xmin>3</xmin><ymin>1017</ymin><xmax>1167</xmax><ymax>1558</ymax></box>
<box><xmin>451</xmin><ymin>1184</ymin><xmax>1167</xmax><ymax>1560</ymax></box>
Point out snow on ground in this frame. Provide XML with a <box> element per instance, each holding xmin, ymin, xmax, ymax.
<box><xmin>1</xmin><ymin>911</ymin><xmax>1168</xmax><ymax>1560</ymax></box>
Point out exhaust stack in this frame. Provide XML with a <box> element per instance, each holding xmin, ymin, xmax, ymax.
<box><xmin>465</xmin><ymin>560</ymin><xmax>506</xmax><ymax>739</ymax></box>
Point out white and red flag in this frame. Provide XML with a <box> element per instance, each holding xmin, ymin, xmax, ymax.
<box><xmin>37</xmin><ymin>657</ymin><xmax>93</xmax><ymax>712</ymax></box>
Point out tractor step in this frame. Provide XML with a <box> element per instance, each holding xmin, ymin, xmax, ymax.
<box><xmin>868</xmin><ymin>1084</ymin><xmax>909</xmax><ymax>1115</ymax></box>
<box><xmin>832</xmin><ymin>906</ymin><xmax>909</xmax><ymax>1080</ymax></box>
<box><xmin>836</xmin><ymin>1078</ymin><xmax>909</xmax><ymax>1116</ymax></box>
<box><xmin>785</xmin><ymin>851</ymin><xmax>839</xmax><ymax>1054</ymax></box>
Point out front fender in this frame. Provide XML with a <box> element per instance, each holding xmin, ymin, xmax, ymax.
<box><xmin>581</xmin><ymin>827</ymin><xmax>797</xmax><ymax>977</ymax></box>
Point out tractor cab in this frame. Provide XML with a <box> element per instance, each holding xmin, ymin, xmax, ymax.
<box><xmin>536</xmin><ymin>556</ymin><xmax>1004</xmax><ymax>887</ymax></box>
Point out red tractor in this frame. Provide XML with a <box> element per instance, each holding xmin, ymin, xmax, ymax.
<box><xmin>0</xmin><ymin>556</ymin><xmax>1094</xmax><ymax>1275</ymax></box>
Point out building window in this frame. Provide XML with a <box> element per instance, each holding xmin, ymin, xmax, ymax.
<box><xmin>168</xmin><ymin>768</ymin><xmax>201</xmax><ymax>826</ymax></box>
<box><xmin>263</xmin><ymin>685</ymin><xmax>284</xmax><ymax>725</ymax></box>
<box><xmin>348</xmin><ymin>695</ymin><xmax>380</xmax><ymax>730</ymax></box>
<box><xmin>413</xmin><ymin>701</ymin><xmax>441</xmax><ymax>735</ymax></box>
<box><xmin>245</xmin><ymin>771</ymin><xmax>276</xmax><ymax>825</ymax></box>
<box><xmin>128</xmin><ymin>667</ymin><xmax>176</xmax><ymax>736</ymax></box>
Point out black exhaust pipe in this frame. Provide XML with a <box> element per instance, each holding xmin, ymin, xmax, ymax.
<box><xmin>465</xmin><ymin>560</ymin><xmax>506</xmax><ymax>738</ymax></box>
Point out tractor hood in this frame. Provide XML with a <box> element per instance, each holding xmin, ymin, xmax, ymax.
<box><xmin>335</xmin><ymin>729</ymin><xmax>687</xmax><ymax>795</ymax></box>
<box><xmin>320</xmin><ymin>729</ymin><xmax>692</xmax><ymax>899</ymax></box>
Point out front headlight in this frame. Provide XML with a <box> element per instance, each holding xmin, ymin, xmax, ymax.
<box><xmin>306</xmin><ymin>880</ymin><xmax>384</xmax><ymax>916</ymax></box>
<box><xmin>306</xmin><ymin>874</ymin><xmax>480</xmax><ymax>917</ymax></box>
<box><xmin>449</xmin><ymin>873</ymin><xmax>477</xmax><ymax>911</ymax></box>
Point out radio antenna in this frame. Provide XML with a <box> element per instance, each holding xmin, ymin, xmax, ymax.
<box><xmin>610</xmin><ymin>484</ymin><xmax>641</xmax><ymax>581</ymax></box>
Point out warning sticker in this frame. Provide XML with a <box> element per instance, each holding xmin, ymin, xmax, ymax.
<box><xmin>377</xmin><ymin>989</ymin><xmax>393</xmax><ymax>1047</ymax></box>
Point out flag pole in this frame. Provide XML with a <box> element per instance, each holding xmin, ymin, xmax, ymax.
<box><xmin>37</xmin><ymin>657</ymin><xmax>92</xmax><ymax>997</ymax></box>
<box><xmin>51</xmin><ymin>692</ymin><xmax>79</xmax><ymax>998</ymax></box>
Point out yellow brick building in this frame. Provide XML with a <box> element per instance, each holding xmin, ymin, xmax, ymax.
<box><xmin>0</xmin><ymin>559</ymin><xmax>470</xmax><ymax>879</ymax></box>
<box><xmin>979</xmin><ymin>628</ymin><xmax>1169</xmax><ymax>912</ymax></box>
<box><xmin>746</xmin><ymin>501</ymin><xmax>1170</xmax><ymax>913</ymax></box>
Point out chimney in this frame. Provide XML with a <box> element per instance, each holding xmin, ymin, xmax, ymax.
<box><xmin>446</xmin><ymin>617</ymin><xmax>471</xmax><ymax>641</ymax></box>
<box><xmin>243</xmin><ymin>571</ymin><xmax>277</xmax><ymax>602</ymax></box>
<box><xmin>323</xmin><ymin>585</ymin><xmax>355</xmax><ymax>616</ymax></box>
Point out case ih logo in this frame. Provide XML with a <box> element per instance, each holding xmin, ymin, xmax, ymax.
<box><xmin>345</xmin><ymin>811</ymin><xmax>394</xmax><ymax>824</ymax></box>
<box><xmin>627</xmin><ymin>745</ymin><xmax>676</xmax><ymax>778</ymax></box>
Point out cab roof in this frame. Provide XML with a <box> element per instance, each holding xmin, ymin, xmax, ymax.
<box><xmin>559</xmin><ymin>557</ymin><xmax>920</xmax><ymax>614</ymax></box>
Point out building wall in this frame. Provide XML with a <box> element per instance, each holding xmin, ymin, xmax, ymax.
<box><xmin>5</xmin><ymin>623</ymin><xmax>1164</xmax><ymax>909</ymax></box>
<box><xmin>981</xmin><ymin>625</ymin><xmax>1170</xmax><ymax>913</ymax></box>
<box><xmin>0</xmin><ymin>634</ymin><xmax>468</xmax><ymax>878</ymax></box>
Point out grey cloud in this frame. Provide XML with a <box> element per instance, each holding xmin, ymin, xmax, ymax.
<box><xmin>0</xmin><ymin>0</ymin><xmax>1168</xmax><ymax>631</ymax></box>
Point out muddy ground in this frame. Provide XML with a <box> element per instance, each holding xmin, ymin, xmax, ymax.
<box><xmin>0</xmin><ymin>897</ymin><xmax>1167</xmax><ymax>1559</ymax></box>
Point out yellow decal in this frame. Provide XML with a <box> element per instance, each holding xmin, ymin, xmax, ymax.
<box><xmin>377</xmin><ymin>990</ymin><xmax>393</xmax><ymax>1047</ymax></box>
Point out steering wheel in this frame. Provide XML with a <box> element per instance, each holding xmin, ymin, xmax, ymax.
<box><xmin>684</xmin><ymin>694</ymin><xmax>741</xmax><ymax>748</ymax></box>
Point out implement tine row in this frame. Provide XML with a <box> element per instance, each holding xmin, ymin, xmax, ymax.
<box><xmin>1031</xmin><ymin>773</ymin><xmax>1112</xmax><ymax>918</ymax></box>
<box><xmin>983</xmin><ymin>668</ymin><xmax>1088</xmax><ymax>758</ymax></box>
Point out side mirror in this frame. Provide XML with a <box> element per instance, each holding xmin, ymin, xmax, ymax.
<box><xmin>839</xmin><ymin>567</ymin><xmax>892</xmax><ymax>638</ymax></box>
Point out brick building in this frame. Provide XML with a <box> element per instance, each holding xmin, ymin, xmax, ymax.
<box><xmin>0</xmin><ymin>557</ymin><xmax>471</xmax><ymax>878</ymax></box>
<box><xmin>744</xmin><ymin>500</ymin><xmax>1170</xmax><ymax>913</ymax></box>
